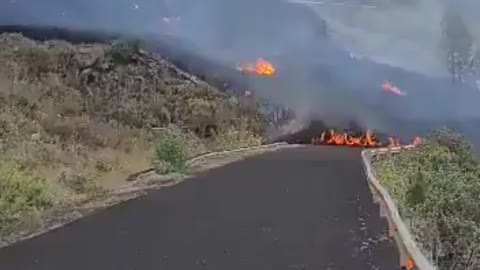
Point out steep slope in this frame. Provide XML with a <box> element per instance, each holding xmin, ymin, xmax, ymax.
<box><xmin>0</xmin><ymin>33</ymin><xmax>265</xmax><ymax>136</ymax></box>
<box><xmin>0</xmin><ymin>32</ymin><xmax>266</xmax><ymax>235</ymax></box>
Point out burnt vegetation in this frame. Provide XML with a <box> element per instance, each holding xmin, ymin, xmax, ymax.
<box><xmin>274</xmin><ymin>119</ymin><xmax>404</xmax><ymax>147</ymax></box>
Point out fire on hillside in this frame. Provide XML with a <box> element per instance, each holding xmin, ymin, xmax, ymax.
<box><xmin>236</xmin><ymin>58</ymin><xmax>275</xmax><ymax>75</ymax></box>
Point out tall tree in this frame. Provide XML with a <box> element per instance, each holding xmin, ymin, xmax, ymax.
<box><xmin>441</xmin><ymin>4</ymin><xmax>474</xmax><ymax>85</ymax></box>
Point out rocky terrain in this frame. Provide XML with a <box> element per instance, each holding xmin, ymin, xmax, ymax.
<box><xmin>0</xmin><ymin>32</ymin><xmax>269</xmax><ymax>234</ymax></box>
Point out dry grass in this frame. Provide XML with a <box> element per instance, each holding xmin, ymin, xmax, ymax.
<box><xmin>0</xmin><ymin>33</ymin><xmax>267</xmax><ymax>234</ymax></box>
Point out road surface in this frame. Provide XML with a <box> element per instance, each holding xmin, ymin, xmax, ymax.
<box><xmin>0</xmin><ymin>146</ymin><xmax>399</xmax><ymax>270</ymax></box>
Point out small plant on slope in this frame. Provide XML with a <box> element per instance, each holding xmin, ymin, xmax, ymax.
<box><xmin>0</xmin><ymin>160</ymin><xmax>62</xmax><ymax>231</ymax></box>
<box><xmin>153</xmin><ymin>133</ymin><xmax>188</xmax><ymax>174</ymax></box>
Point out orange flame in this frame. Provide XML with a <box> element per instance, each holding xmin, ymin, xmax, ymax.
<box><xmin>412</xmin><ymin>136</ymin><xmax>422</xmax><ymax>146</ymax></box>
<box><xmin>312</xmin><ymin>129</ymin><xmax>380</xmax><ymax>147</ymax></box>
<box><xmin>237</xmin><ymin>58</ymin><xmax>275</xmax><ymax>75</ymax></box>
<box><xmin>381</xmin><ymin>80</ymin><xmax>407</xmax><ymax>96</ymax></box>
<box><xmin>312</xmin><ymin>129</ymin><xmax>421</xmax><ymax>147</ymax></box>
<box><xmin>387</xmin><ymin>136</ymin><xmax>401</xmax><ymax>147</ymax></box>
<box><xmin>404</xmin><ymin>256</ymin><xmax>415</xmax><ymax>269</ymax></box>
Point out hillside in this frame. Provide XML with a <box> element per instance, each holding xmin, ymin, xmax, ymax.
<box><xmin>0</xmin><ymin>32</ymin><xmax>267</xmax><ymax>234</ymax></box>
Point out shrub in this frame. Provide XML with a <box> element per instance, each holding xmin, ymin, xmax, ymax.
<box><xmin>153</xmin><ymin>133</ymin><xmax>188</xmax><ymax>174</ymax></box>
<box><xmin>0</xmin><ymin>160</ymin><xmax>61</xmax><ymax>228</ymax></box>
<box><xmin>373</xmin><ymin>128</ymin><xmax>480</xmax><ymax>270</ymax></box>
<box><xmin>428</xmin><ymin>127</ymin><xmax>472</xmax><ymax>157</ymax></box>
<box><xmin>108</xmin><ymin>39</ymin><xmax>142</xmax><ymax>65</ymax></box>
<box><xmin>57</xmin><ymin>169</ymin><xmax>105</xmax><ymax>197</ymax></box>
<box><xmin>213</xmin><ymin>126</ymin><xmax>262</xmax><ymax>151</ymax></box>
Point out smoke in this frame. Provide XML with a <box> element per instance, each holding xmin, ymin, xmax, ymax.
<box><xmin>312</xmin><ymin>0</ymin><xmax>447</xmax><ymax>76</ymax></box>
<box><xmin>0</xmin><ymin>0</ymin><xmax>332</xmax><ymax>113</ymax></box>
<box><xmin>0</xmin><ymin>0</ymin><xmax>174</xmax><ymax>33</ymax></box>
<box><xmin>2</xmin><ymin>0</ymin><xmax>480</xmax><ymax>139</ymax></box>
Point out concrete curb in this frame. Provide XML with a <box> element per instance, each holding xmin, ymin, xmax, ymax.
<box><xmin>186</xmin><ymin>142</ymin><xmax>292</xmax><ymax>165</ymax></box>
<box><xmin>361</xmin><ymin>145</ymin><xmax>436</xmax><ymax>270</ymax></box>
<box><xmin>0</xmin><ymin>142</ymin><xmax>294</xmax><ymax>248</ymax></box>
<box><xmin>125</xmin><ymin>142</ymin><xmax>293</xmax><ymax>182</ymax></box>
<box><xmin>125</xmin><ymin>142</ymin><xmax>294</xmax><ymax>182</ymax></box>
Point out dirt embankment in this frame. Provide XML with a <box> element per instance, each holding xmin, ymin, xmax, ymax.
<box><xmin>0</xmin><ymin>32</ymin><xmax>267</xmax><ymax>235</ymax></box>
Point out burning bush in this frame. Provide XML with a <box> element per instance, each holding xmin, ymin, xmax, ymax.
<box><xmin>373</xmin><ymin>128</ymin><xmax>480</xmax><ymax>270</ymax></box>
<box><xmin>236</xmin><ymin>58</ymin><xmax>275</xmax><ymax>76</ymax></box>
<box><xmin>275</xmin><ymin>119</ymin><xmax>421</xmax><ymax>147</ymax></box>
<box><xmin>312</xmin><ymin>129</ymin><xmax>380</xmax><ymax>147</ymax></box>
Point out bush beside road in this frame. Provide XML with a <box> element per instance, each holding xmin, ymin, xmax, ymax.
<box><xmin>0</xmin><ymin>33</ymin><xmax>265</xmax><ymax>237</ymax></box>
<box><xmin>373</xmin><ymin>128</ymin><xmax>480</xmax><ymax>270</ymax></box>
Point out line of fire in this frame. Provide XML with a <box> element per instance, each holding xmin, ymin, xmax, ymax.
<box><xmin>312</xmin><ymin>129</ymin><xmax>422</xmax><ymax>147</ymax></box>
<box><xmin>235</xmin><ymin>58</ymin><xmax>420</xmax><ymax>148</ymax></box>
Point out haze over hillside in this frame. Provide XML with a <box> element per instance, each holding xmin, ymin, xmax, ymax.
<box><xmin>2</xmin><ymin>0</ymin><xmax>480</xmax><ymax>142</ymax></box>
<box><xmin>301</xmin><ymin>0</ymin><xmax>480</xmax><ymax>77</ymax></box>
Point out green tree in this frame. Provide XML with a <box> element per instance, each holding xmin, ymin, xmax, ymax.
<box><xmin>441</xmin><ymin>4</ymin><xmax>474</xmax><ymax>85</ymax></box>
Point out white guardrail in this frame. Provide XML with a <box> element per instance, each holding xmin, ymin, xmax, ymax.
<box><xmin>361</xmin><ymin>145</ymin><xmax>436</xmax><ymax>270</ymax></box>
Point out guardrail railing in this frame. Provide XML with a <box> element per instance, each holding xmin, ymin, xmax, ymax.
<box><xmin>361</xmin><ymin>145</ymin><xmax>436</xmax><ymax>270</ymax></box>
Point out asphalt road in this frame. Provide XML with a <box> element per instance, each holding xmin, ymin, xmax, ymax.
<box><xmin>0</xmin><ymin>146</ymin><xmax>399</xmax><ymax>270</ymax></box>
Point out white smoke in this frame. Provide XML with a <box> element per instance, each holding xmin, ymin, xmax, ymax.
<box><xmin>307</xmin><ymin>0</ymin><xmax>448</xmax><ymax>76</ymax></box>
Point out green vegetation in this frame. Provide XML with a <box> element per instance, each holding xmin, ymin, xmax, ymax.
<box><xmin>213</xmin><ymin>123</ymin><xmax>262</xmax><ymax>151</ymax></box>
<box><xmin>0</xmin><ymin>160</ymin><xmax>61</xmax><ymax>230</ymax></box>
<box><xmin>0</xmin><ymin>33</ymin><xmax>266</xmax><ymax>236</ymax></box>
<box><xmin>373</xmin><ymin>128</ymin><xmax>480</xmax><ymax>270</ymax></box>
<box><xmin>153</xmin><ymin>133</ymin><xmax>188</xmax><ymax>174</ymax></box>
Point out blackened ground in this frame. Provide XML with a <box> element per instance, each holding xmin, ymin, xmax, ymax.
<box><xmin>0</xmin><ymin>24</ymin><xmax>123</xmax><ymax>43</ymax></box>
<box><xmin>0</xmin><ymin>146</ymin><xmax>399</xmax><ymax>270</ymax></box>
<box><xmin>274</xmin><ymin>119</ymin><xmax>392</xmax><ymax>145</ymax></box>
<box><xmin>274</xmin><ymin>120</ymin><xmax>329</xmax><ymax>144</ymax></box>
<box><xmin>0</xmin><ymin>24</ymin><xmax>249</xmax><ymax>92</ymax></box>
